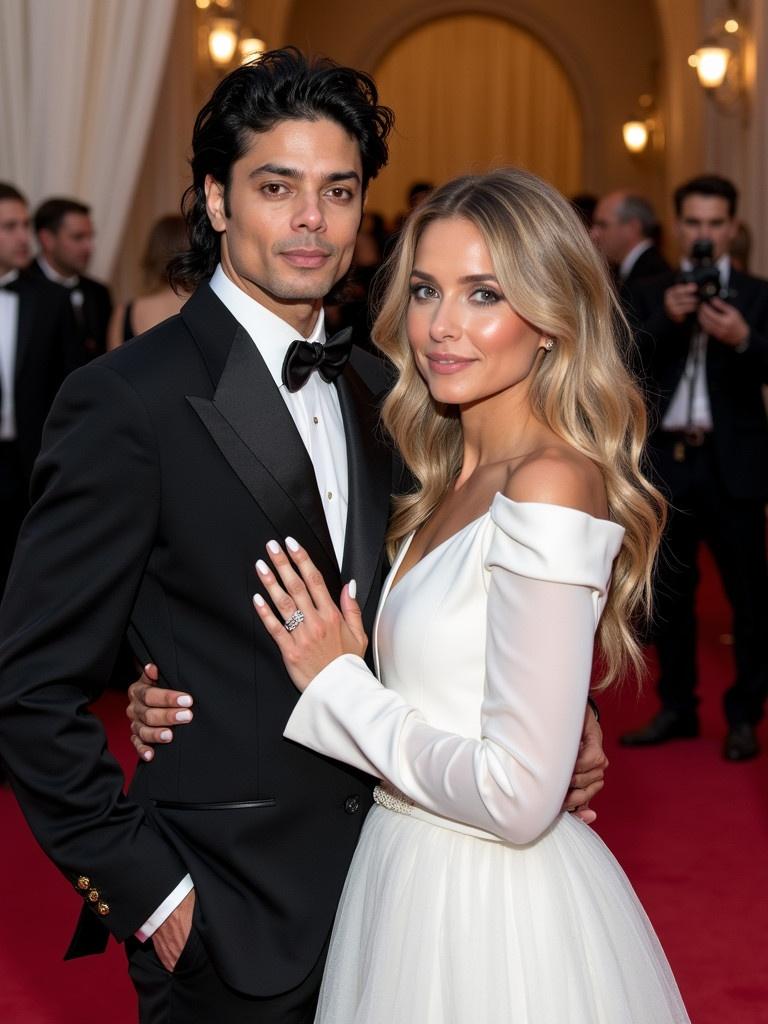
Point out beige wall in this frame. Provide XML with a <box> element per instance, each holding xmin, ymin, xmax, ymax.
<box><xmin>283</xmin><ymin>0</ymin><xmax>668</xmax><ymax>213</ymax></box>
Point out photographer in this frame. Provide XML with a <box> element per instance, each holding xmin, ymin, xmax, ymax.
<box><xmin>622</xmin><ymin>175</ymin><xmax>768</xmax><ymax>761</ymax></box>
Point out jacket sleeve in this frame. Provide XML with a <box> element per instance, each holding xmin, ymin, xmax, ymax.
<box><xmin>284</xmin><ymin>499</ymin><xmax>624</xmax><ymax>845</ymax></box>
<box><xmin>0</xmin><ymin>361</ymin><xmax>188</xmax><ymax>941</ymax></box>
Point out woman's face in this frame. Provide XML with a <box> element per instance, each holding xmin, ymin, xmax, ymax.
<box><xmin>406</xmin><ymin>217</ymin><xmax>548</xmax><ymax>408</ymax></box>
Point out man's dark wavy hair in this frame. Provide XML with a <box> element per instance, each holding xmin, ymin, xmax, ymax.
<box><xmin>169</xmin><ymin>47</ymin><xmax>394</xmax><ymax>293</ymax></box>
<box><xmin>673</xmin><ymin>174</ymin><xmax>738</xmax><ymax>218</ymax></box>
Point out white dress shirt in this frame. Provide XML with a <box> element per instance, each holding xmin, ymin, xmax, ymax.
<box><xmin>137</xmin><ymin>265</ymin><xmax>350</xmax><ymax>941</ymax></box>
<box><xmin>661</xmin><ymin>254</ymin><xmax>730</xmax><ymax>432</ymax></box>
<box><xmin>37</xmin><ymin>255</ymin><xmax>84</xmax><ymax>319</ymax></box>
<box><xmin>0</xmin><ymin>269</ymin><xmax>20</xmax><ymax>440</ymax></box>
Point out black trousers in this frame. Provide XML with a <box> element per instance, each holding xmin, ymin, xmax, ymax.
<box><xmin>650</xmin><ymin>434</ymin><xmax>768</xmax><ymax>726</ymax></box>
<box><xmin>126</xmin><ymin>923</ymin><xmax>328</xmax><ymax>1024</ymax></box>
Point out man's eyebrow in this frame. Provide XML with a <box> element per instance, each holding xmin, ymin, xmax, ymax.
<box><xmin>248</xmin><ymin>163</ymin><xmax>361</xmax><ymax>185</ymax></box>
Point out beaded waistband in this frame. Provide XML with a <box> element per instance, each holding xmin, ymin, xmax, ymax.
<box><xmin>373</xmin><ymin>783</ymin><xmax>504</xmax><ymax>843</ymax></box>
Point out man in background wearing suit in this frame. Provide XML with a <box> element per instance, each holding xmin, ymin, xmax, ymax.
<box><xmin>0</xmin><ymin>182</ymin><xmax>80</xmax><ymax>596</ymax></box>
<box><xmin>29</xmin><ymin>196</ymin><xmax>113</xmax><ymax>360</ymax></box>
<box><xmin>621</xmin><ymin>175</ymin><xmax>768</xmax><ymax>761</ymax></box>
<box><xmin>590</xmin><ymin>190</ymin><xmax>669</xmax><ymax>293</ymax></box>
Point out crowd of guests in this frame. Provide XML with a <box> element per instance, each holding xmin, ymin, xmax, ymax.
<box><xmin>0</xmin><ymin>169</ymin><xmax>766</xmax><ymax>769</ymax></box>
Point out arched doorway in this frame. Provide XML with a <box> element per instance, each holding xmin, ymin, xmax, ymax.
<box><xmin>367</xmin><ymin>13</ymin><xmax>583</xmax><ymax>221</ymax></box>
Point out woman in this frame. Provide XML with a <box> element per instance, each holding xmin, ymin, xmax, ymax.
<box><xmin>130</xmin><ymin>169</ymin><xmax>689</xmax><ymax>1021</ymax></box>
<box><xmin>106</xmin><ymin>214</ymin><xmax>190</xmax><ymax>349</ymax></box>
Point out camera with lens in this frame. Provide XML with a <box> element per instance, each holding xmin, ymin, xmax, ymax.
<box><xmin>677</xmin><ymin>239</ymin><xmax>721</xmax><ymax>302</ymax></box>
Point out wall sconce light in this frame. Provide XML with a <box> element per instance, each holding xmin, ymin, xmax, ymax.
<box><xmin>621</xmin><ymin>92</ymin><xmax>657</xmax><ymax>155</ymax></box>
<box><xmin>239</xmin><ymin>32</ymin><xmax>267</xmax><ymax>65</ymax></box>
<box><xmin>201</xmin><ymin>2</ymin><xmax>267</xmax><ymax>71</ymax></box>
<box><xmin>208</xmin><ymin>17</ymin><xmax>240</xmax><ymax>66</ymax></box>
<box><xmin>688</xmin><ymin>3</ymin><xmax>749</xmax><ymax>114</ymax></box>
<box><xmin>622</xmin><ymin>120</ymin><xmax>649</xmax><ymax>153</ymax></box>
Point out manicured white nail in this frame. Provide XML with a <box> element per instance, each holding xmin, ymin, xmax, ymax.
<box><xmin>267</xmin><ymin>540</ymin><xmax>280</xmax><ymax>554</ymax></box>
<box><xmin>176</xmin><ymin>695</ymin><xmax>193</xmax><ymax>707</ymax></box>
<box><xmin>256</xmin><ymin>559</ymin><xmax>269</xmax><ymax>575</ymax></box>
<box><xmin>142</xmin><ymin>750</ymin><xmax>153</xmax><ymax>761</ymax></box>
<box><xmin>348</xmin><ymin>579</ymin><xmax>357</xmax><ymax>600</ymax></box>
<box><xmin>285</xmin><ymin>536</ymin><xmax>300</xmax><ymax>552</ymax></box>
<box><xmin>175</xmin><ymin>710</ymin><xmax>192</xmax><ymax>723</ymax></box>
<box><xmin>253</xmin><ymin>593</ymin><xmax>266</xmax><ymax>607</ymax></box>
<box><xmin>160</xmin><ymin>730</ymin><xmax>173</xmax><ymax>742</ymax></box>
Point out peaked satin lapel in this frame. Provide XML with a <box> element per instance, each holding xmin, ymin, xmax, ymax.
<box><xmin>336</xmin><ymin>359</ymin><xmax>392</xmax><ymax>612</ymax></box>
<box><xmin>187</xmin><ymin>322</ymin><xmax>339</xmax><ymax>585</ymax></box>
<box><xmin>13</xmin><ymin>282</ymin><xmax>34</xmax><ymax>382</ymax></box>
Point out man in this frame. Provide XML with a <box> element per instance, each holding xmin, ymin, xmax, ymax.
<box><xmin>621</xmin><ymin>175</ymin><xmax>768</xmax><ymax>761</ymax></box>
<box><xmin>29</xmin><ymin>196</ymin><xmax>112</xmax><ymax>359</ymax></box>
<box><xmin>0</xmin><ymin>182</ymin><xmax>80</xmax><ymax>595</ymax></box>
<box><xmin>0</xmin><ymin>51</ymin><xmax>606</xmax><ymax>1023</ymax></box>
<box><xmin>590</xmin><ymin>190</ymin><xmax>669</xmax><ymax>292</ymax></box>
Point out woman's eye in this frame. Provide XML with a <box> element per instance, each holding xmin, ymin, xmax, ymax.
<box><xmin>409</xmin><ymin>284</ymin><xmax>438</xmax><ymax>301</ymax></box>
<box><xmin>471</xmin><ymin>288</ymin><xmax>501</xmax><ymax>304</ymax></box>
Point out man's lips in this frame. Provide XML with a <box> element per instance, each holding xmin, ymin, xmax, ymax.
<box><xmin>280</xmin><ymin>249</ymin><xmax>332</xmax><ymax>268</ymax></box>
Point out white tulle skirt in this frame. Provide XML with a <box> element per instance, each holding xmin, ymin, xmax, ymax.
<box><xmin>315</xmin><ymin>804</ymin><xmax>690</xmax><ymax>1023</ymax></box>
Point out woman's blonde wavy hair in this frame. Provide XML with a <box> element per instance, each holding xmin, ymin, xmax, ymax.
<box><xmin>371</xmin><ymin>168</ymin><xmax>665</xmax><ymax>688</ymax></box>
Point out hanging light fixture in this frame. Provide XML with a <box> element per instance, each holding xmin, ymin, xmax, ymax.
<box><xmin>692</xmin><ymin>44</ymin><xmax>731</xmax><ymax>89</ymax></box>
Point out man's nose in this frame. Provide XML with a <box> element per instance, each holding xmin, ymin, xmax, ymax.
<box><xmin>292</xmin><ymin>195</ymin><xmax>326</xmax><ymax>233</ymax></box>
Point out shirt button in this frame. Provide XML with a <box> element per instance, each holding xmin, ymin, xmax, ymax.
<box><xmin>313</xmin><ymin>416</ymin><xmax>319</xmax><ymax>424</ymax></box>
<box><xmin>327</xmin><ymin>491</ymin><xmax>333</xmax><ymax>500</ymax></box>
<box><xmin>344</xmin><ymin>795</ymin><xmax>361</xmax><ymax>815</ymax></box>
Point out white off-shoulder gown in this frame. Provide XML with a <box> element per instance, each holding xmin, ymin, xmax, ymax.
<box><xmin>284</xmin><ymin>495</ymin><xmax>690</xmax><ymax>1023</ymax></box>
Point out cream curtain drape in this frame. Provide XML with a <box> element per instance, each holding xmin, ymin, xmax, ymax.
<box><xmin>0</xmin><ymin>0</ymin><xmax>177</xmax><ymax>279</ymax></box>
<box><xmin>368</xmin><ymin>14</ymin><xmax>583</xmax><ymax>221</ymax></box>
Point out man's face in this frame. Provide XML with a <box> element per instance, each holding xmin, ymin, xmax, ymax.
<box><xmin>40</xmin><ymin>212</ymin><xmax>95</xmax><ymax>276</ymax></box>
<box><xmin>676</xmin><ymin>195</ymin><xmax>736</xmax><ymax>262</ymax></box>
<box><xmin>0</xmin><ymin>199</ymin><xmax>31</xmax><ymax>274</ymax></box>
<box><xmin>205</xmin><ymin>117</ymin><xmax>364</xmax><ymax>325</ymax></box>
<box><xmin>590</xmin><ymin>193</ymin><xmax>637</xmax><ymax>265</ymax></box>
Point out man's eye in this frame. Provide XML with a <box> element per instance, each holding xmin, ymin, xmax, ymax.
<box><xmin>262</xmin><ymin>183</ymin><xmax>289</xmax><ymax>196</ymax></box>
<box><xmin>326</xmin><ymin>187</ymin><xmax>353</xmax><ymax>200</ymax></box>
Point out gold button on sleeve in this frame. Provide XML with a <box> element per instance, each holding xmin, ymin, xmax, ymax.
<box><xmin>87</xmin><ymin>889</ymin><xmax>100</xmax><ymax>902</ymax></box>
<box><xmin>76</xmin><ymin>876</ymin><xmax>90</xmax><ymax>891</ymax></box>
<box><xmin>97</xmin><ymin>902</ymin><xmax>110</xmax><ymax>916</ymax></box>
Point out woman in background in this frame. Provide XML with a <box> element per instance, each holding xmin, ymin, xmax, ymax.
<box><xmin>107</xmin><ymin>214</ymin><xmax>190</xmax><ymax>348</ymax></box>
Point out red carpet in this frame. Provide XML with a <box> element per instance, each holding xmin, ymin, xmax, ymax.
<box><xmin>1</xmin><ymin>546</ymin><xmax>767</xmax><ymax>1023</ymax></box>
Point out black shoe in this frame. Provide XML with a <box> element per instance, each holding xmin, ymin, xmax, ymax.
<box><xmin>620</xmin><ymin>709</ymin><xmax>699</xmax><ymax>746</ymax></box>
<box><xmin>723</xmin><ymin>723</ymin><xmax>759</xmax><ymax>762</ymax></box>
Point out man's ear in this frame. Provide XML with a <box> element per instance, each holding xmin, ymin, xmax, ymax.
<box><xmin>204</xmin><ymin>175</ymin><xmax>227</xmax><ymax>233</ymax></box>
<box><xmin>37</xmin><ymin>226</ymin><xmax>55</xmax><ymax>255</ymax></box>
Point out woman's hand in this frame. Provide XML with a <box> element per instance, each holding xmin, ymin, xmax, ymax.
<box><xmin>563</xmin><ymin>705</ymin><xmax>608</xmax><ymax>824</ymax></box>
<box><xmin>126</xmin><ymin>663</ymin><xmax>194</xmax><ymax>762</ymax></box>
<box><xmin>253</xmin><ymin>537</ymin><xmax>367</xmax><ymax>691</ymax></box>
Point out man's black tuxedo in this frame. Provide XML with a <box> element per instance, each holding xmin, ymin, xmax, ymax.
<box><xmin>0</xmin><ymin>284</ymin><xmax>394</xmax><ymax>997</ymax></box>
<box><xmin>621</xmin><ymin>244</ymin><xmax>669</xmax><ymax>290</ymax></box>
<box><xmin>28</xmin><ymin>257</ymin><xmax>112</xmax><ymax>359</ymax></box>
<box><xmin>0</xmin><ymin>272</ymin><xmax>80</xmax><ymax>592</ymax></box>
<box><xmin>628</xmin><ymin>268</ymin><xmax>768</xmax><ymax>727</ymax></box>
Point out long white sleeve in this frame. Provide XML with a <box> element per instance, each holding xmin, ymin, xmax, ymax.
<box><xmin>284</xmin><ymin>497</ymin><xmax>623</xmax><ymax>845</ymax></box>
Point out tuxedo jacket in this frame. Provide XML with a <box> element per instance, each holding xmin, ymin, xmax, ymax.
<box><xmin>28</xmin><ymin>258</ymin><xmax>113</xmax><ymax>359</ymax></box>
<box><xmin>622</xmin><ymin>244</ymin><xmax>669</xmax><ymax>288</ymax></box>
<box><xmin>627</xmin><ymin>268</ymin><xmax>768</xmax><ymax>499</ymax></box>
<box><xmin>0</xmin><ymin>284</ymin><xmax>394</xmax><ymax>996</ymax></box>
<box><xmin>3</xmin><ymin>271</ymin><xmax>81</xmax><ymax>480</ymax></box>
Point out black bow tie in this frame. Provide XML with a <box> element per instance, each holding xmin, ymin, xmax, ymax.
<box><xmin>281</xmin><ymin>327</ymin><xmax>353</xmax><ymax>393</ymax></box>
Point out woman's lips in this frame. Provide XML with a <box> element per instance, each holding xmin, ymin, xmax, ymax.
<box><xmin>425</xmin><ymin>354</ymin><xmax>475</xmax><ymax>374</ymax></box>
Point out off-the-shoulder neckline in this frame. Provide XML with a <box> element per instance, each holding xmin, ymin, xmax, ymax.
<box><xmin>387</xmin><ymin>493</ymin><xmax>622</xmax><ymax>598</ymax></box>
